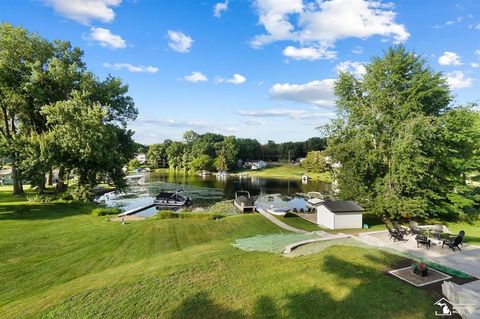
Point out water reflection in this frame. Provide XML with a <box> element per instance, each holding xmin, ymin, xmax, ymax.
<box><xmin>100</xmin><ymin>172</ymin><xmax>332</xmax><ymax>217</ymax></box>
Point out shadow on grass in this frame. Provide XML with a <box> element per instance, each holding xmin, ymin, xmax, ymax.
<box><xmin>167</xmin><ymin>253</ymin><xmax>434</xmax><ymax>319</ymax></box>
<box><xmin>168</xmin><ymin>292</ymin><xmax>245</xmax><ymax>319</ymax></box>
<box><xmin>0</xmin><ymin>201</ymin><xmax>92</xmax><ymax>221</ymax></box>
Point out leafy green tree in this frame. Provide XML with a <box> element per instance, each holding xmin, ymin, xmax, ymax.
<box><xmin>189</xmin><ymin>154</ymin><xmax>213</xmax><ymax>172</ymax></box>
<box><xmin>214</xmin><ymin>136</ymin><xmax>238</xmax><ymax>171</ymax></box>
<box><xmin>237</xmin><ymin>138</ymin><xmax>262</xmax><ymax>160</ymax></box>
<box><xmin>165</xmin><ymin>142</ymin><xmax>184</xmax><ymax>171</ymax></box>
<box><xmin>0</xmin><ymin>23</ymin><xmax>51</xmax><ymax>194</ymax></box>
<box><xmin>183</xmin><ymin>130</ymin><xmax>199</xmax><ymax>145</ymax></box>
<box><xmin>147</xmin><ymin>143</ymin><xmax>167</xmax><ymax>168</ymax></box>
<box><xmin>326</xmin><ymin>46</ymin><xmax>479</xmax><ymax>219</ymax></box>
<box><xmin>43</xmin><ymin>92</ymin><xmax>134</xmax><ymax>197</ymax></box>
<box><xmin>301</xmin><ymin>151</ymin><xmax>328</xmax><ymax>173</ymax></box>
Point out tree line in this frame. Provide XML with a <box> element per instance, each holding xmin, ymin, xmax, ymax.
<box><xmin>0</xmin><ymin>23</ymin><xmax>137</xmax><ymax>198</ymax></box>
<box><xmin>146</xmin><ymin>131</ymin><xmax>326</xmax><ymax>172</ymax></box>
<box><xmin>325</xmin><ymin>46</ymin><xmax>480</xmax><ymax>220</ymax></box>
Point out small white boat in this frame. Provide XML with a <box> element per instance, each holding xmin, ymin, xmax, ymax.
<box><xmin>306</xmin><ymin>192</ymin><xmax>324</xmax><ymax>210</ymax></box>
<box><xmin>233</xmin><ymin>191</ymin><xmax>255</xmax><ymax>213</ymax></box>
<box><xmin>267</xmin><ymin>207</ymin><xmax>287</xmax><ymax>216</ymax></box>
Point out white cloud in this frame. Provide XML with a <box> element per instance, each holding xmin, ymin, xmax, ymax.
<box><xmin>269</xmin><ymin>79</ymin><xmax>335</xmax><ymax>107</ymax></box>
<box><xmin>103</xmin><ymin>63</ymin><xmax>158</xmax><ymax>73</ymax></box>
<box><xmin>438</xmin><ymin>51</ymin><xmax>462</xmax><ymax>66</ymax></box>
<box><xmin>167</xmin><ymin>30</ymin><xmax>193</xmax><ymax>53</ymax></box>
<box><xmin>237</xmin><ymin>108</ymin><xmax>336</xmax><ymax>121</ymax></box>
<box><xmin>476</xmin><ymin>49</ymin><xmax>480</xmax><ymax>56</ymax></box>
<box><xmin>237</xmin><ymin>108</ymin><xmax>308</xmax><ymax>119</ymax></box>
<box><xmin>213</xmin><ymin>1</ymin><xmax>228</xmax><ymax>18</ymax></box>
<box><xmin>283</xmin><ymin>45</ymin><xmax>336</xmax><ymax>61</ymax></box>
<box><xmin>352</xmin><ymin>46</ymin><xmax>363</xmax><ymax>54</ymax></box>
<box><xmin>471</xmin><ymin>62</ymin><xmax>480</xmax><ymax>68</ymax></box>
<box><xmin>446</xmin><ymin>71</ymin><xmax>473</xmax><ymax>89</ymax></box>
<box><xmin>42</xmin><ymin>0</ymin><xmax>121</xmax><ymax>24</ymax></box>
<box><xmin>336</xmin><ymin>60</ymin><xmax>366</xmax><ymax>78</ymax></box>
<box><xmin>184</xmin><ymin>71</ymin><xmax>208</xmax><ymax>83</ymax></box>
<box><xmin>251</xmin><ymin>0</ymin><xmax>409</xmax><ymax>53</ymax></box>
<box><xmin>88</xmin><ymin>27</ymin><xmax>126</xmax><ymax>49</ymax></box>
<box><xmin>245</xmin><ymin>119</ymin><xmax>267</xmax><ymax>126</ymax></box>
<box><xmin>218</xmin><ymin>73</ymin><xmax>246</xmax><ymax>84</ymax></box>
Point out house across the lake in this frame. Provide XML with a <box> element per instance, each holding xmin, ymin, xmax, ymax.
<box><xmin>316</xmin><ymin>200</ymin><xmax>364</xmax><ymax>229</ymax></box>
<box><xmin>135</xmin><ymin>153</ymin><xmax>147</xmax><ymax>164</ymax></box>
<box><xmin>243</xmin><ymin>160</ymin><xmax>267</xmax><ymax>170</ymax></box>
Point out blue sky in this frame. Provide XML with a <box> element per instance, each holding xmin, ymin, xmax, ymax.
<box><xmin>1</xmin><ymin>0</ymin><xmax>479</xmax><ymax>144</ymax></box>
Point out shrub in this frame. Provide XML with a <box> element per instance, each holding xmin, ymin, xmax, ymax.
<box><xmin>284</xmin><ymin>211</ymin><xmax>298</xmax><ymax>218</ymax></box>
<box><xmin>27</xmin><ymin>194</ymin><xmax>56</xmax><ymax>203</ymax></box>
<box><xmin>208</xmin><ymin>200</ymin><xmax>238</xmax><ymax>216</ymax></box>
<box><xmin>68</xmin><ymin>185</ymin><xmax>93</xmax><ymax>202</ymax></box>
<box><xmin>90</xmin><ymin>207</ymin><xmax>122</xmax><ymax>217</ymax></box>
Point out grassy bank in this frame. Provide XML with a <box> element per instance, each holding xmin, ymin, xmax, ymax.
<box><xmin>242</xmin><ymin>164</ymin><xmax>333</xmax><ymax>182</ymax></box>
<box><xmin>0</xmin><ymin>188</ymin><xmax>439</xmax><ymax>318</ymax></box>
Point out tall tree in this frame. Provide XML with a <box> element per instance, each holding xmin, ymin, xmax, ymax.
<box><xmin>0</xmin><ymin>23</ymin><xmax>50</xmax><ymax>194</ymax></box>
<box><xmin>326</xmin><ymin>46</ymin><xmax>479</xmax><ymax>219</ymax></box>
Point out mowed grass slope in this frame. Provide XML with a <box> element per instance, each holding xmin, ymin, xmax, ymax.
<box><xmin>0</xmin><ymin>189</ymin><xmax>436</xmax><ymax>318</ymax></box>
<box><xmin>244</xmin><ymin>164</ymin><xmax>333</xmax><ymax>182</ymax></box>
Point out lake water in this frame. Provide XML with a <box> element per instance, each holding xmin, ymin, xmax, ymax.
<box><xmin>98</xmin><ymin>172</ymin><xmax>332</xmax><ymax>217</ymax></box>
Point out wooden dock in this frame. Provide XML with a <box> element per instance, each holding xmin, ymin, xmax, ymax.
<box><xmin>118</xmin><ymin>203</ymin><xmax>156</xmax><ymax>216</ymax></box>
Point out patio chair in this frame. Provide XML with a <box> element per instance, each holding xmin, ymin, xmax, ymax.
<box><xmin>409</xmin><ymin>221</ymin><xmax>423</xmax><ymax>235</ymax></box>
<box><xmin>430</xmin><ymin>225</ymin><xmax>443</xmax><ymax>240</ymax></box>
<box><xmin>415</xmin><ymin>235</ymin><xmax>431</xmax><ymax>249</ymax></box>
<box><xmin>392</xmin><ymin>220</ymin><xmax>408</xmax><ymax>235</ymax></box>
<box><xmin>442</xmin><ymin>231</ymin><xmax>465</xmax><ymax>252</ymax></box>
<box><xmin>386</xmin><ymin>225</ymin><xmax>405</xmax><ymax>242</ymax></box>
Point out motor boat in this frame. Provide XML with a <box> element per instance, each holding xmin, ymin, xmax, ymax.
<box><xmin>266</xmin><ymin>207</ymin><xmax>287</xmax><ymax>216</ymax></box>
<box><xmin>154</xmin><ymin>190</ymin><xmax>192</xmax><ymax>209</ymax></box>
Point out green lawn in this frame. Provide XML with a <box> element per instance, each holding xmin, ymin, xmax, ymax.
<box><xmin>243</xmin><ymin>164</ymin><xmax>333</xmax><ymax>182</ymax></box>
<box><xmin>273</xmin><ymin>214</ymin><xmax>324</xmax><ymax>232</ymax></box>
<box><xmin>0</xmin><ymin>188</ymin><xmax>438</xmax><ymax>318</ymax></box>
<box><xmin>445</xmin><ymin>221</ymin><xmax>480</xmax><ymax>245</ymax></box>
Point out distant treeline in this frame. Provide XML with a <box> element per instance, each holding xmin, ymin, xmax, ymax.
<box><xmin>143</xmin><ymin>130</ymin><xmax>326</xmax><ymax>172</ymax></box>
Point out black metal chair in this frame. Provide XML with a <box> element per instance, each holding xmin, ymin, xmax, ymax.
<box><xmin>386</xmin><ymin>225</ymin><xmax>405</xmax><ymax>242</ymax></box>
<box><xmin>409</xmin><ymin>221</ymin><xmax>423</xmax><ymax>235</ymax></box>
<box><xmin>442</xmin><ymin>231</ymin><xmax>465</xmax><ymax>252</ymax></box>
<box><xmin>392</xmin><ymin>221</ymin><xmax>408</xmax><ymax>235</ymax></box>
<box><xmin>415</xmin><ymin>235</ymin><xmax>431</xmax><ymax>249</ymax></box>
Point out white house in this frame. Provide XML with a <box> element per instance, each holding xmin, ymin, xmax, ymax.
<box><xmin>135</xmin><ymin>153</ymin><xmax>147</xmax><ymax>164</ymax></box>
<box><xmin>250</xmin><ymin>160</ymin><xmax>267</xmax><ymax>170</ymax></box>
<box><xmin>316</xmin><ymin>200</ymin><xmax>364</xmax><ymax>229</ymax></box>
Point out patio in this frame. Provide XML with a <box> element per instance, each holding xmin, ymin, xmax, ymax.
<box><xmin>359</xmin><ymin>230</ymin><xmax>480</xmax><ymax>280</ymax></box>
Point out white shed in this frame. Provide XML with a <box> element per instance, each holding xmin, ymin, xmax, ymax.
<box><xmin>316</xmin><ymin>201</ymin><xmax>364</xmax><ymax>229</ymax></box>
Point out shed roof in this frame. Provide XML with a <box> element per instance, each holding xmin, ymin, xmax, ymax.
<box><xmin>323</xmin><ymin>200</ymin><xmax>364</xmax><ymax>213</ymax></box>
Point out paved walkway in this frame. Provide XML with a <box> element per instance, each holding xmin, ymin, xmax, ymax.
<box><xmin>359</xmin><ymin>230</ymin><xmax>480</xmax><ymax>278</ymax></box>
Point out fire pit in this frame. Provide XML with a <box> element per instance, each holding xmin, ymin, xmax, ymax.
<box><xmin>389</xmin><ymin>266</ymin><xmax>452</xmax><ymax>287</ymax></box>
